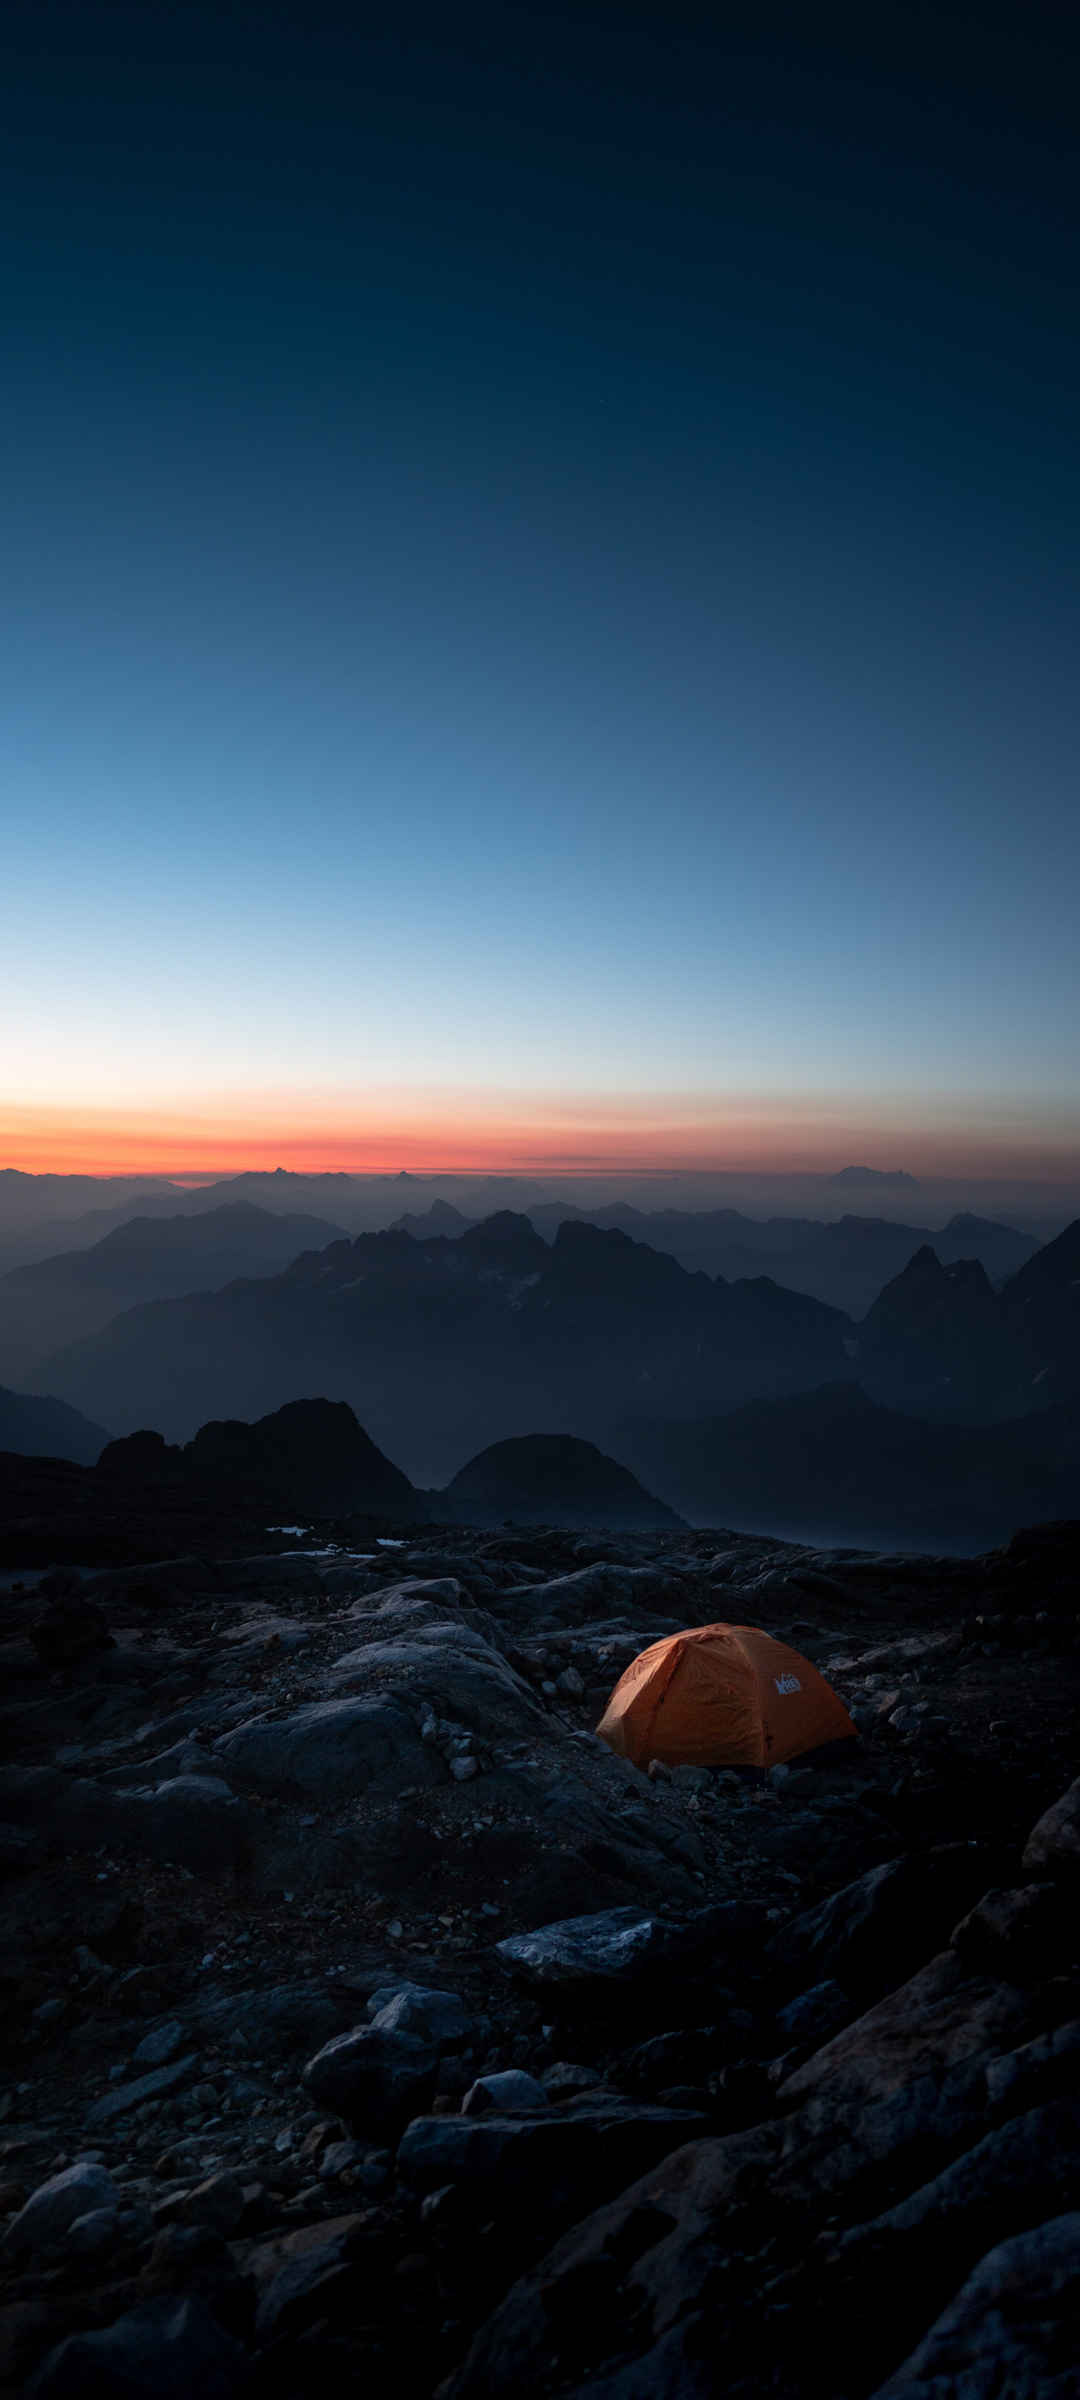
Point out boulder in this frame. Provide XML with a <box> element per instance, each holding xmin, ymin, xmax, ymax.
<box><xmin>86</xmin><ymin>2054</ymin><xmax>199</xmax><ymax>2126</ymax></box>
<box><xmin>1023</xmin><ymin>1776</ymin><xmax>1080</xmax><ymax>1877</ymax></box>
<box><xmin>215</xmin><ymin>1695</ymin><xmax>445</xmax><ymax>1802</ymax></box>
<box><xmin>461</xmin><ymin>2070</ymin><xmax>549</xmax><ymax>2116</ymax></box>
<box><xmin>775</xmin><ymin>1979</ymin><xmax>854</xmax><ymax>2047</ymax></box>
<box><xmin>816</xmin><ymin>2100</ymin><xmax>1080</xmax><ymax>2390</ymax></box>
<box><xmin>778</xmin><ymin>1951</ymin><xmax>1039</xmax><ymax>2110</ymax></box>
<box><xmin>25</xmin><ymin>2295</ymin><xmax>248</xmax><ymax>2400</ymax></box>
<box><xmin>950</xmin><ymin>1882</ymin><xmax>1072</xmax><ymax>1978</ymax></box>
<box><xmin>442</xmin><ymin>2063</ymin><xmax>997</xmax><ymax>2399</ymax></box>
<box><xmin>186</xmin><ymin>1979</ymin><xmax>354</xmax><ymax>2058</ymax></box>
<box><xmin>327</xmin><ymin>1617</ymin><xmax>542</xmax><ymax>1743</ymax></box>
<box><xmin>366</xmin><ymin>1984</ymin><xmax>474</xmax><ymax>2046</ymax></box>
<box><xmin>495</xmin><ymin>1908</ymin><xmax>659</xmax><ymax>1986</ymax></box>
<box><xmin>3</xmin><ymin>2162</ymin><xmax>118</xmax><ymax>2257</ymax></box>
<box><xmin>252</xmin><ymin>2211</ymin><xmax>377</xmax><ymax>2345</ymax></box>
<box><xmin>397</xmin><ymin>2095</ymin><xmax>707</xmax><ymax>2215</ymax></box>
<box><xmin>303</xmin><ymin>2024</ymin><xmax>439</xmax><ymax>2132</ymax></box>
<box><xmin>132</xmin><ymin>2019</ymin><xmax>186</xmax><ymax>2068</ymax></box>
<box><xmin>985</xmin><ymin>2019</ymin><xmax>1080</xmax><ymax>2120</ymax></box>
<box><xmin>870</xmin><ymin>2210</ymin><xmax>1080</xmax><ymax>2398</ymax></box>
<box><xmin>495</xmin><ymin>1900</ymin><xmax>763</xmax><ymax>1990</ymax></box>
<box><xmin>766</xmin><ymin>1847</ymin><xmax>995</xmax><ymax>2000</ymax></box>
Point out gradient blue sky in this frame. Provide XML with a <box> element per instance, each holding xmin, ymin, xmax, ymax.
<box><xmin>2</xmin><ymin>3</ymin><xmax>1077</xmax><ymax>1174</ymax></box>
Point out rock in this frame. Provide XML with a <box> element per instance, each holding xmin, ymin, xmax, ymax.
<box><xmin>495</xmin><ymin>1907</ymin><xmax>658</xmax><ymax>1986</ymax></box>
<box><xmin>397</xmin><ymin>2096</ymin><xmax>708</xmax><ymax>2217</ymax></box>
<box><xmin>461</xmin><ymin>2070</ymin><xmax>549</xmax><ymax>2116</ymax></box>
<box><xmin>132</xmin><ymin>2019</ymin><xmax>186</xmax><ymax>2069</ymax></box>
<box><xmin>778</xmin><ymin>1951</ymin><xmax>1038</xmax><ymax>2109</ymax></box>
<box><xmin>249</xmin><ymin>2212</ymin><xmax>375</xmax><ymax>2344</ymax></box>
<box><xmin>64</xmin><ymin>2205</ymin><xmax>119</xmax><ymax>2257</ymax></box>
<box><xmin>870</xmin><ymin>2210</ymin><xmax>1080</xmax><ymax>2398</ymax></box>
<box><xmin>541</xmin><ymin>2062</ymin><xmax>603</xmax><ymax>2099</ymax></box>
<box><xmin>1023</xmin><ymin>1776</ymin><xmax>1080</xmax><ymax>1877</ymax></box>
<box><xmin>318</xmin><ymin>2138</ymin><xmax>366</xmax><ymax>2180</ymax></box>
<box><xmin>950</xmin><ymin>1882</ymin><xmax>1072</xmax><ymax>1978</ymax></box>
<box><xmin>620</xmin><ymin>2027</ymin><xmax>728</xmax><ymax>2096</ymax></box>
<box><xmin>495</xmin><ymin>1900</ymin><xmax>761</xmax><ymax>1990</ymax></box>
<box><xmin>450</xmin><ymin>1755</ymin><xmax>478</xmax><ymax>1780</ymax></box>
<box><xmin>303</xmin><ymin>2025</ymin><xmax>439</xmax><ymax>2132</ymax></box>
<box><xmin>328</xmin><ymin>1613</ymin><xmax>543</xmax><ymax>1743</ymax></box>
<box><xmin>441</xmin><ymin>2054</ymin><xmax>994</xmax><ymax>2399</ymax></box>
<box><xmin>2</xmin><ymin>2162</ymin><xmax>118</xmax><ymax>2258</ymax></box>
<box><xmin>766</xmin><ymin>1847</ymin><xmax>995</xmax><ymax>2001</ymax></box>
<box><xmin>25</xmin><ymin>2295</ymin><xmax>248</xmax><ymax>2400</ymax></box>
<box><xmin>366</xmin><ymin>1984</ymin><xmax>474</xmax><ymax>2046</ymax></box>
<box><xmin>29</xmin><ymin>1595</ymin><xmax>114</xmax><ymax>1671</ymax></box>
<box><xmin>215</xmin><ymin>1695</ymin><xmax>445</xmax><ymax>1802</ymax></box>
<box><xmin>174</xmin><ymin>2172</ymin><xmax>247</xmax><ymax>2236</ymax></box>
<box><xmin>85</xmin><ymin>2054</ymin><xmax>199</xmax><ymax>2127</ymax></box>
<box><xmin>775</xmin><ymin>1980</ymin><xmax>854</xmax><ymax>2047</ymax></box>
<box><xmin>186</xmin><ymin>1979</ymin><xmax>353</xmax><ymax>2058</ymax></box>
<box><xmin>556</xmin><ymin>1667</ymin><xmax>585</xmax><ymax>1697</ymax></box>
<box><xmin>819</xmin><ymin>2100</ymin><xmax>1080</xmax><ymax>2388</ymax></box>
<box><xmin>985</xmin><ymin>2019</ymin><xmax>1080</xmax><ymax>2120</ymax></box>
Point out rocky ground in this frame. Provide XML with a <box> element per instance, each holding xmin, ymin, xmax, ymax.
<box><xmin>0</xmin><ymin>1516</ymin><xmax>1078</xmax><ymax>2394</ymax></box>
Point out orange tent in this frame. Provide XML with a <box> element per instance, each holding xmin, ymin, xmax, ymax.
<box><xmin>595</xmin><ymin>1622</ymin><xmax>856</xmax><ymax>1771</ymax></box>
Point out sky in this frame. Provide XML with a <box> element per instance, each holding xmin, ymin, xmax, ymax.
<box><xmin>2</xmin><ymin>1</ymin><xmax>1078</xmax><ymax>1179</ymax></box>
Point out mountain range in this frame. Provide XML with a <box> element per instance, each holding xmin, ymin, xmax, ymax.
<box><xmin>0</xmin><ymin>1201</ymin><xmax>345</xmax><ymax>1384</ymax></box>
<box><xmin>18</xmin><ymin>1207</ymin><xmax>1080</xmax><ymax>1491</ymax></box>
<box><xmin>24</xmin><ymin>1212</ymin><xmax>854</xmax><ymax>1482</ymax></box>
<box><xmin>0</xmin><ymin>1401</ymin><xmax>678</xmax><ymax>1566</ymax></box>
<box><xmin>391</xmin><ymin>1199</ymin><xmax>1039</xmax><ymax>1314</ymax></box>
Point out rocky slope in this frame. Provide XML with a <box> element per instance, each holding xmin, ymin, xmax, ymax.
<box><xmin>0</xmin><ymin>1515</ymin><xmax>1077</xmax><ymax>2394</ymax></box>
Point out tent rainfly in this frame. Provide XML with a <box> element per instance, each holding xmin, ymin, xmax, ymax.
<box><xmin>595</xmin><ymin>1622</ymin><xmax>856</xmax><ymax>1771</ymax></box>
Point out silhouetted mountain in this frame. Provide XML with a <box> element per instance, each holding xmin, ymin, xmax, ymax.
<box><xmin>405</xmin><ymin>1199</ymin><xmax>1038</xmax><ymax>1314</ymax></box>
<box><xmin>101</xmin><ymin>1397</ymin><xmax>417</xmax><ymax>1519</ymax></box>
<box><xmin>624</xmin><ymin>1383</ymin><xmax>1080</xmax><ymax>1550</ymax></box>
<box><xmin>442</xmin><ymin>1433</ymin><xmax>683</xmax><ymax>1529</ymax></box>
<box><xmin>391</xmin><ymin>1201</ymin><xmax>472</xmax><ymax>1238</ymax></box>
<box><xmin>0</xmin><ymin>1383</ymin><xmax>111</xmax><ymax>1466</ymax></box>
<box><xmin>29</xmin><ymin>1213</ymin><xmax>855</xmax><ymax>1483</ymax></box>
<box><xmin>1002</xmin><ymin>1216</ymin><xmax>1080</xmax><ymax>1404</ymax></box>
<box><xmin>0</xmin><ymin>1399</ymin><xmax>418</xmax><ymax>1568</ymax></box>
<box><xmin>856</xmin><ymin>1245</ymin><xmax>1019</xmax><ymax>1420</ymax></box>
<box><xmin>829</xmin><ymin>1165</ymin><xmax>919</xmax><ymax>1185</ymax></box>
<box><xmin>853</xmin><ymin>1221</ymin><xmax>1080</xmax><ymax>1420</ymax></box>
<box><xmin>0</xmin><ymin>1202</ymin><xmax>346</xmax><ymax>1383</ymax></box>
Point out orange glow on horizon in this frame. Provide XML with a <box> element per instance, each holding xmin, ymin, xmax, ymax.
<box><xmin>1</xmin><ymin>1094</ymin><xmax>1078</xmax><ymax>1184</ymax></box>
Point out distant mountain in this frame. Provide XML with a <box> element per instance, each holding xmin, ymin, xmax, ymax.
<box><xmin>829</xmin><ymin>1166</ymin><xmax>919</xmax><ymax>1186</ymax></box>
<box><xmin>29</xmin><ymin>1212</ymin><xmax>855</xmax><ymax>1484</ymax></box>
<box><xmin>624</xmin><ymin>1383</ymin><xmax>1080</xmax><ymax>1550</ymax></box>
<box><xmin>0</xmin><ymin>1169</ymin><xmax>181</xmax><ymax>1226</ymax></box>
<box><xmin>0</xmin><ymin>1202</ymin><xmax>346</xmax><ymax>1384</ymax></box>
<box><xmin>0</xmin><ymin>1383</ymin><xmax>111</xmax><ymax>1466</ymax></box>
<box><xmin>442</xmin><ymin>1433</ymin><xmax>683</xmax><ymax>1529</ymax></box>
<box><xmin>0</xmin><ymin>1398</ymin><xmax>418</xmax><ymax>1568</ymax></box>
<box><xmin>391</xmin><ymin>1201</ymin><xmax>473</xmax><ymax>1239</ymax></box>
<box><xmin>100</xmin><ymin>1397</ymin><xmax>417</xmax><ymax>1520</ymax></box>
<box><xmin>391</xmin><ymin>1199</ymin><xmax>1039</xmax><ymax>1316</ymax></box>
<box><xmin>854</xmin><ymin>1222</ymin><xmax>1080</xmax><ymax>1421</ymax></box>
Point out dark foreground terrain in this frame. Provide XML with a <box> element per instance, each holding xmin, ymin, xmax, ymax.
<box><xmin>1</xmin><ymin>1516</ymin><xmax>1078</xmax><ymax>2395</ymax></box>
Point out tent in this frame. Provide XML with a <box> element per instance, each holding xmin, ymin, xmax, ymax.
<box><xmin>595</xmin><ymin>1622</ymin><xmax>856</xmax><ymax>1771</ymax></box>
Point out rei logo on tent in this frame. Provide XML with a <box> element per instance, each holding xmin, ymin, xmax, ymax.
<box><xmin>773</xmin><ymin>1673</ymin><xmax>802</xmax><ymax>1695</ymax></box>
